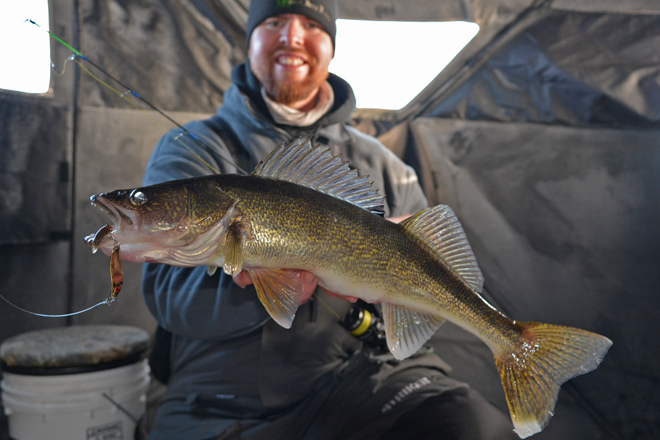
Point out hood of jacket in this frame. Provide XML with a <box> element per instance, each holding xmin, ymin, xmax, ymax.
<box><xmin>211</xmin><ymin>62</ymin><xmax>358</xmax><ymax>164</ymax></box>
<box><xmin>230</xmin><ymin>60</ymin><xmax>357</xmax><ymax>129</ymax></box>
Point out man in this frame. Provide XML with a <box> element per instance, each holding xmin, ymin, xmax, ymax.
<box><xmin>143</xmin><ymin>1</ymin><xmax>517</xmax><ymax>439</ymax></box>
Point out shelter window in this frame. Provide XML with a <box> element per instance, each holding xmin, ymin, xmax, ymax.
<box><xmin>330</xmin><ymin>20</ymin><xmax>479</xmax><ymax>110</ymax></box>
<box><xmin>0</xmin><ymin>0</ymin><xmax>51</xmax><ymax>94</ymax></box>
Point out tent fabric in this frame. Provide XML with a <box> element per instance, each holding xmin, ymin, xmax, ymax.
<box><xmin>423</xmin><ymin>11</ymin><xmax>660</xmax><ymax>128</ymax></box>
<box><xmin>0</xmin><ymin>98</ymin><xmax>70</xmax><ymax>244</ymax></box>
<box><xmin>414</xmin><ymin>118</ymin><xmax>660</xmax><ymax>439</ymax></box>
<box><xmin>78</xmin><ymin>0</ymin><xmax>243</xmax><ymax>112</ymax></box>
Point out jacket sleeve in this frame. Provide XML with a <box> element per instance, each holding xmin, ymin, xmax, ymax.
<box><xmin>141</xmin><ymin>123</ymin><xmax>269</xmax><ymax>340</ymax></box>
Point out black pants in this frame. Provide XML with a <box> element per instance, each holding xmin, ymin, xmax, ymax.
<box><xmin>218</xmin><ymin>350</ymin><xmax>517</xmax><ymax>440</ymax></box>
<box><xmin>383</xmin><ymin>387</ymin><xmax>518</xmax><ymax>440</ymax></box>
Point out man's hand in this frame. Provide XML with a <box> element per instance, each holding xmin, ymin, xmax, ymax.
<box><xmin>387</xmin><ymin>214</ymin><xmax>412</xmax><ymax>224</ymax></box>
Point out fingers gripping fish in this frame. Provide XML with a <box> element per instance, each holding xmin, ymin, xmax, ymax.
<box><xmin>86</xmin><ymin>138</ymin><xmax>611</xmax><ymax>438</ymax></box>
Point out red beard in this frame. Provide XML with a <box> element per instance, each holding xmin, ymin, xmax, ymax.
<box><xmin>259</xmin><ymin>47</ymin><xmax>329</xmax><ymax>105</ymax></box>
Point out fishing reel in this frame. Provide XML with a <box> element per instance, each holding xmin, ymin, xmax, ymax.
<box><xmin>340</xmin><ymin>300</ymin><xmax>389</xmax><ymax>351</ymax></box>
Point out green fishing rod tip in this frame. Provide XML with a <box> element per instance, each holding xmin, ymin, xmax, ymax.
<box><xmin>49</xmin><ymin>32</ymin><xmax>83</xmax><ymax>56</ymax></box>
<box><xmin>26</xmin><ymin>18</ymin><xmax>83</xmax><ymax>57</ymax></box>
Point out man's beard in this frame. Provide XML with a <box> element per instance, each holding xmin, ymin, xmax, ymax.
<box><xmin>261</xmin><ymin>49</ymin><xmax>329</xmax><ymax>105</ymax></box>
<box><xmin>264</xmin><ymin>75</ymin><xmax>321</xmax><ymax>105</ymax></box>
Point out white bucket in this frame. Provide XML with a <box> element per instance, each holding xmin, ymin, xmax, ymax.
<box><xmin>1</xmin><ymin>359</ymin><xmax>150</xmax><ymax>440</ymax></box>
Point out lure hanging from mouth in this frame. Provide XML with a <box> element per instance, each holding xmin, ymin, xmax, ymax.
<box><xmin>85</xmin><ymin>224</ymin><xmax>114</xmax><ymax>253</ymax></box>
<box><xmin>110</xmin><ymin>244</ymin><xmax>123</xmax><ymax>299</ymax></box>
<box><xmin>84</xmin><ymin>224</ymin><xmax>123</xmax><ymax>299</ymax></box>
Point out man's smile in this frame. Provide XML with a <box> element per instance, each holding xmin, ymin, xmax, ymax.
<box><xmin>274</xmin><ymin>52</ymin><xmax>308</xmax><ymax>67</ymax></box>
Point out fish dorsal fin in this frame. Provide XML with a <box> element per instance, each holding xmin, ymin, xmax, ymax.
<box><xmin>400</xmin><ymin>205</ymin><xmax>484</xmax><ymax>293</ymax></box>
<box><xmin>382</xmin><ymin>303</ymin><xmax>446</xmax><ymax>360</ymax></box>
<box><xmin>247</xmin><ymin>268</ymin><xmax>304</xmax><ymax>329</ymax></box>
<box><xmin>253</xmin><ymin>138</ymin><xmax>385</xmax><ymax>215</ymax></box>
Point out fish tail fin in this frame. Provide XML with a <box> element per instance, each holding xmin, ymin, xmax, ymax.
<box><xmin>495</xmin><ymin>322</ymin><xmax>612</xmax><ymax>438</ymax></box>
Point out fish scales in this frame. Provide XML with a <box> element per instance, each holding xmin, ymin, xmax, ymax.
<box><xmin>87</xmin><ymin>139</ymin><xmax>611</xmax><ymax>438</ymax></box>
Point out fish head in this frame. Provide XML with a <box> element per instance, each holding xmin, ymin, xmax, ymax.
<box><xmin>87</xmin><ymin>178</ymin><xmax>238</xmax><ymax>264</ymax></box>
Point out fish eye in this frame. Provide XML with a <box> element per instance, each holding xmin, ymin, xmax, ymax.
<box><xmin>129</xmin><ymin>189</ymin><xmax>148</xmax><ymax>206</ymax></box>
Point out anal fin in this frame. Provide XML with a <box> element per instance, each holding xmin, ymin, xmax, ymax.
<box><xmin>247</xmin><ymin>268</ymin><xmax>304</xmax><ymax>329</ymax></box>
<box><xmin>382</xmin><ymin>303</ymin><xmax>445</xmax><ymax>360</ymax></box>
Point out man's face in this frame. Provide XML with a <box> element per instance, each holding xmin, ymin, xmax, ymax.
<box><xmin>248</xmin><ymin>14</ymin><xmax>334</xmax><ymax>106</ymax></box>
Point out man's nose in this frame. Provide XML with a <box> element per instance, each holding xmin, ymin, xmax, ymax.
<box><xmin>279</xmin><ymin>17</ymin><xmax>305</xmax><ymax>47</ymax></box>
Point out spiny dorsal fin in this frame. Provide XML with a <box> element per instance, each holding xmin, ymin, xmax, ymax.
<box><xmin>382</xmin><ymin>303</ymin><xmax>446</xmax><ymax>360</ymax></box>
<box><xmin>253</xmin><ymin>138</ymin><xmax>385</xmax><ymax>215</ymax></box>
<box><xmin>400</xmin><ymin>205</ymin><xmax>484</xmax><ymax>293</ymax></box>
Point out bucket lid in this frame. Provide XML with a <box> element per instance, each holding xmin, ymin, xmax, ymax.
<box><xmin>0</xmin><ymin>325</ymin><xmax>150</xmax><ymax>375</ymax></box>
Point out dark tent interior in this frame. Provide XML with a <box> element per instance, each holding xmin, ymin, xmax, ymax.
<box><xmin>0</xmin><ymin>0</ymin><xmax>658</xmax><ymax>439</ymax></box>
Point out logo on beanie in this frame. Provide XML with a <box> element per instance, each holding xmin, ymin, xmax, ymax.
<box><xmin>275</xmin><ymin>0</ymin><xmax>331</xmax><ymax>21</ymax></box>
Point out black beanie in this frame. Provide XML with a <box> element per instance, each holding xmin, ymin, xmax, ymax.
<box><xmin>246</xmin><ymin>0</ymin><xmax>338</xmax><ymax>48</ymax></box>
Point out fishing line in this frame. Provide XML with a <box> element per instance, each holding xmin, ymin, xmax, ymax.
<box><xmin>0</xmin><ymin>294</ymin><xmax>115</xmax><ymax>318</ymax></box>
<box><xmin>313</xmin><ymin>292</ymin><xmax>342</xmax><ymax>320</ymax></box>
<box><xmin>51</xmin><ymin>54</ymin><xmax>75</xmax><ymax>78</ymax></box>
<box><xmin>70</xmin><ymin>57</ymin><xmax>222</xmax><ymax>174</ymax></box>
<box><xmin>25</xmin><ymin>19</ymin><xmax>247</xmax><ymax>175</ymax></box>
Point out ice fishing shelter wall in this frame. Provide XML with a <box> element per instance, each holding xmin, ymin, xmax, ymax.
<box><xmin>406</xmin><ymin>6</ymin><xmax>660</xmax><ymax>440</ymax></box>
<box><xmin>351</xmin><ymin>3</ymin><xmax>660</xmax><ymax>439</ymax></box>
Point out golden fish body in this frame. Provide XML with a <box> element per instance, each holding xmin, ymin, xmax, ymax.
<box><xmin>223</xmin><ymin>176</ymin><xmax>493</xmax><ymax>339</ymax></box>
<box><xmin>88</xmin><ymin>139</ymin><xmax>611</xmax><ymax>438</ymax></box>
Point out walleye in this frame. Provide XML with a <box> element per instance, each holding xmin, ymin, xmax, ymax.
<box><xmin>87</xmin><ymin>138</ymin><xmax>611</xmax><ymax>438</ymax></box>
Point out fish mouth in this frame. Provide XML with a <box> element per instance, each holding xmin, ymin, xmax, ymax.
<box><xmin>90</xmin><ymin>194</ymin><xmax>137</xmax><ymax>229</ymax></box>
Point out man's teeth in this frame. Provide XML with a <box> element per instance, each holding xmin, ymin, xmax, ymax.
<box><xmin>278</xmin><ymin>56</ymin><xmax>304</xmax><ymax>66</ymax></box>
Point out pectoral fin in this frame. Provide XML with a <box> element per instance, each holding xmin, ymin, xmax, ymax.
<box><xmin>222</xmin><ymin>230</ymin><xmax>243</xmax><ymax>276</ymax></box>
<box><xmin>247</xmin><ymin>268</ymin><xmax>304</xmax><ymax>329</ymax></box>
<box><xmin>382</xmin><ymin>303</ymin><xmax>446</xmax><ymax>360</ymax></box>
<box><xmin>207</xmin><ymin>266</ymin><xmax>218</xmax><ymax>276</ymax></box>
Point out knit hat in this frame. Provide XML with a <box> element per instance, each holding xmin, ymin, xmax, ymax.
<box><xmin>246</xmin><ymin>0</ymin><xmax>338</xmax><ymax>48</ymax></box>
